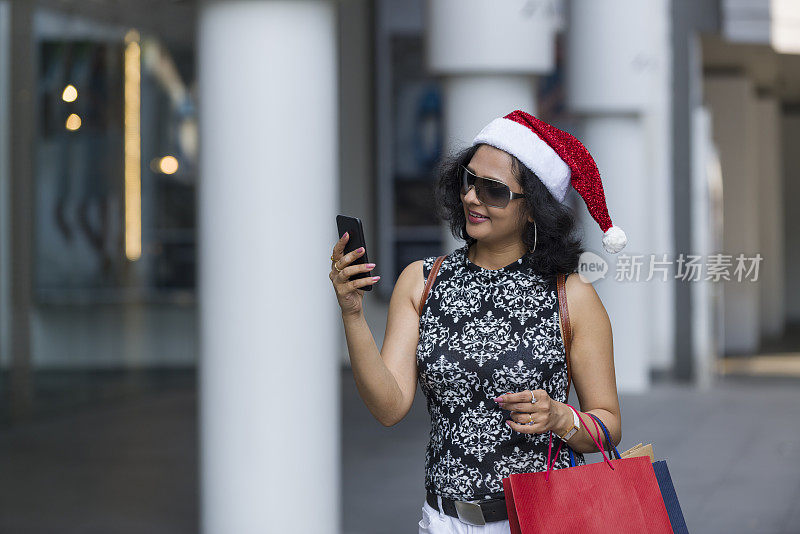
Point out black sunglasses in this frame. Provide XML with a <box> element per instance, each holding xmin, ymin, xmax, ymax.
<box><xmin>460</xmin><ymin>165</ymin><xmax>526</xmax><ymax>208</ymax></box>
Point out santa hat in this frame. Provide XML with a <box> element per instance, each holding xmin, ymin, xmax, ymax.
<box><xmin>472</xmin><ymin>109</ymin><xmax>627</xmax><ymax>254</ymax></box>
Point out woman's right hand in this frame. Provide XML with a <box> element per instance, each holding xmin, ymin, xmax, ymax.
<box><xmin>329</xmin><ymin>232</ymin><xmax>380</xmax><ymax>317</ymax></box>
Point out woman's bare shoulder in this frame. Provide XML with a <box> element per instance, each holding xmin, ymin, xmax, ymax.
<box><xmin>564</xmin><ymin>272</ymin><xmax>610</xmax><ymax>329</ymax></box>
<box><xmin>394</xmin><ymin>259</ymin><xmax>426</xmax><ymax>311</ymax></box>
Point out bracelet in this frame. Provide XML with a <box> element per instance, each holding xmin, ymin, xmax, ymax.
<box><xmin>557</xmin><ymin>405</ymin><xmax>581</xmax><ymax>441</ymax></box>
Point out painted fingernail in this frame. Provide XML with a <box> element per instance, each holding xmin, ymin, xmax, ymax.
<box><xmin>357</xmin><ymin>247</ymin><xmax>364</xmax><ymax>253</ymax></box>
<box><xmin>505</xmin><ymin>421</ymin><xmax>512</xmax><ymax>426</ymax></box>
<box><xmin>372</xmin><ymin>276</ymin><xmax>380</xmax><ymax>281</ymax></box>
<box><xmin>343</xmin><ymin>231</ymin><xmax>348</xmax><ymax>238</ymax></box>
<box><xmin>366</xmin><ymin>263</ymin><xmax>376</xmax><ymax>268</ymax></box>
<box><xmin>493</xmin><ymin>397</ymin><xmax>504</xmax><ymax>402</ymax></box>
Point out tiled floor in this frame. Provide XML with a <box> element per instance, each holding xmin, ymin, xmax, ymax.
<box><xmin>0</xmin><ymin>369</ymin><xmax>798</xmax><ymax>533</ymax></box>
<box><xmin>0</xmin><ymin>385</ymin><xmax>198</xmax><ymax>533</ymax></box>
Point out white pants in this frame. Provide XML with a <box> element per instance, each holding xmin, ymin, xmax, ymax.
<box><xmin>418</xmin><ymin>496</ymin><xmax>511</xmax><ymax>534</ymax></box>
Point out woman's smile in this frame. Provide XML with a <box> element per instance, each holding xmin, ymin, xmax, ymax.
<box><xmin>467</xmin><ymin>208</ymin><xmax>490</xmax><ymax>223</ymax></box>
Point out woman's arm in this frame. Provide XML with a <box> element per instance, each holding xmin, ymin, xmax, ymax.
<box><xmin>551</xmin><ymin>272</ymin><xmax>622</xmax><ymax>454</ymax></box>
<box><xmin>342</xmin><ymin>260</ymin><xmax>425</xmax><ymax>427</ymax></box>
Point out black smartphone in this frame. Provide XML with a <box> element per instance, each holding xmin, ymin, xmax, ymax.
<box><xmin>335</xmin><ymin>215</ymin><xmax>373</xmax><ymax>291</ymax></box>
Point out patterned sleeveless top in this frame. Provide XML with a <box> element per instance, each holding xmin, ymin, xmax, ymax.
<box><xmin>416</xmin><ymin>242</ymin><xmax>585</xmax><ymax>501</ymax></box>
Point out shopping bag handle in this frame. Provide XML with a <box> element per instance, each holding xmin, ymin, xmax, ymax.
<box><xmin>545</xmin><ymin>404</ymin><xmax>614</xmax><ymax>481</ymax></box>
<box><xmin>567</xmin><ymin>404</ymin><xmax>614</xmax><ymax>467</ymax></box>
<box><xmin>565</xmin><ymin>418</ymin><xmax>601</xmax><ymax>467</ymax></box>
<box><xmin>587</xmin><ymin>412</ymin><xmax>622</xmax><ymax>460</ymax></box>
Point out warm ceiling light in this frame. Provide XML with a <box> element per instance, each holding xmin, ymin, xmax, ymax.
<box><xmin>65</xmin><ymin>113</ymin><xmax>81</xmax><ymax>130</ymax></box>
<box><xmin>159</xmin><ymin>155</ymin><xmax>179</xmax><ymax>174</ymax></box>
<box><xmin>62</xmin><ymin>84</ymin><xmax>78</xmax><ymax>102</ymax></box>
<box><xmin>125</xmin><ymin>28</ymin><xmax>140</xmax><ymax>44</ymax></box>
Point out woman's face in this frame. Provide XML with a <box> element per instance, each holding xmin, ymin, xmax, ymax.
<box><xmin>461</xmin><ymin>144</ymin><xmax>533</xmax><ymax>244</ymax></box>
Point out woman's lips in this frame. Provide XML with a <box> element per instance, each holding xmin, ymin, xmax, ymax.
<box><xmin>468</xmin><ymin>210</ymin><xmax>489</xmax><ymax>223</ymax></box>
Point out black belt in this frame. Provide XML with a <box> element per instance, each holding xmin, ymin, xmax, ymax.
<box><xmin>426</xmin><ymin>491</ymin><xmax>508</xmax><ymax>525</ymax></box>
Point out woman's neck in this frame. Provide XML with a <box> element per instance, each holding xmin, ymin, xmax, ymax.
<box><xmin>467</xmin><ymin>240</ymin><xmax>528</xmax><ymax>270</ymax></box>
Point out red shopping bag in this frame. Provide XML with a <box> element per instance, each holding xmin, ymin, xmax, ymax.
<box><xmin>503</xmin><ymin>406</ymin><xmax>673</xmax><ymax>534</ymax></box>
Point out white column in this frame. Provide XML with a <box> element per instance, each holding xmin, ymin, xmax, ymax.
<box><xmin>197</xmin><ymin>2</ymin><xmax>339</xmax><ymax>533</ymax></box>
<box><xmin>426</xmin><ymin>0</ymin><xmax>562</xmax><ymax>252</ymax></box>
<box><xmin>691</xmin><ymin>105</ymin><xmax>722</xmax><ymax>390</ymax></box>
<box><xmin>0</xmin><ymin>0</ymin><xmax>11</xmax><ymax>369</ymax></box>
<box><xmin>755</xmin><ymin>97</ymin><xmax>784</xmax><ymax>341</ymax></box>
<box><xmin>566</xmin><ymin>0</ymin><xmax>672</xmax><ymax>392</ymax></box>
<box><xmin>783</xmin><ymin>114</ymin><xmax>800</xmax><ymax>324</ymax></box>
<box><xmin>577</xmin><ymin>118</ymin><xmax>650</xmax><ymax>393</ymax></box>
<box><xmin>7</xmin><ymin>0</ymin><xmax>34</xmax><ymax>416</ymax></box>
<box><xmin>441</xmin><ymin>76</ymin><xmax>538</xmax><ymax>152</ymax></box>
<box><xmin>704</xmin><ymin>76</ymin><xmax>761</xmax><ymax>355</ymax></box>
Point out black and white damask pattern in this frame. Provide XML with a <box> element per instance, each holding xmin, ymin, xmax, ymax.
<box><xmin>416</xmin><ymin>243</ymin><xmax>585</xmax><ymax>501</ymax></box>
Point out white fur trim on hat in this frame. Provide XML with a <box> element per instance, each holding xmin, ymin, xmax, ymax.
<box><xmin>472</xmin><ymin>117</ymin><xmax>571</xmax><ymax>203</ymax></box>
<box><xmin>602</xmin><ymin>225</ymin><xmax>627</xmax><ymax>254</ymax></box>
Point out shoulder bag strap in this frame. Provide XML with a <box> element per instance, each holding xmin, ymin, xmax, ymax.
<box><xmin>557</xmin><ymin>273</ymin><xmax>573</xmax><ymax>399</ymax></box>
<box><xmin>417</xmin><ymin>255</ymin><xmax>446</xmax><ymax>316</ymax></box>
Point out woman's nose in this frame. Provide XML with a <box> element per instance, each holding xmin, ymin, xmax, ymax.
<box><xmin>463</xmin><ymin>184</ymin><xmax>481</xmax><ymax>205</ymax></box>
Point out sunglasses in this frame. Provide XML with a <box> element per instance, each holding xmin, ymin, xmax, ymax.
<box><xmin>460</xmin><ymin>165</ymin><xmax>526</xmax><ymax>208</ymax></box>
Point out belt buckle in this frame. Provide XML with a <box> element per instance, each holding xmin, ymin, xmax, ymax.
<box><xmin>454</xmin><ymin>500</ymin><xmax>486</xmax><ymax>526</ymax></box>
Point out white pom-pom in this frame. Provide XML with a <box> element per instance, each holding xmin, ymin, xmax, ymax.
<box><xmin>602</xmin><ymin>225</ymin><xmax>627</xmax><ymax>254</ymax></box>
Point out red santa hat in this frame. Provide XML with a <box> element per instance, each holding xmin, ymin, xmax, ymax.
<box><xmin>472</xmin><ymin>109</ymin><xmax>627</xmax><ymax>254</ymax></box>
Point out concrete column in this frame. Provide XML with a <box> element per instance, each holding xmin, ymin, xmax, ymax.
<box><xmin>782</xmin><ymin>113</ymin><xmax>800</xmax><ymax>324</ymax></box>
<box><xmin>7</xmin><ymin>0</ymin><xmax>34</xmax><ymax>417</ymax></box>
<box><xmin>576</xmin><ymin>117</ymin><xmax>651</xmax><ymax>393</ymax></box>
<box><xmin>0</xmin><ymin>0</ymin><xmax>10</xmax><ymax>370</ymax></box>
<box><xmin>566</xmin><ymin>0</ymin><xmax>672</xmax><ymax>392</ymax></box>
<box><xmin>755</xmin><ymin>97</ymin><xmax>784</xmax><ymax>341</ymax></box>
<box><xmin>425</xmin><ymin>0</ymin><xmax>562</xmax><ymax>252</ymax></box>
<box><xmin>671</xmin><ymin>2</ymin><xmax>721</xmax><ymax>383</ymax></box>
<box><xmin>441</xmin><ymin>75</ymin><xmax>538</xmax><ymax>154</ymax></box>
<box><xmin>704</xmin><ymin>76</ymin><xmax>761</xmax><ymax>355</ymax></box>
<box><xmin>197</xmin><ymin>2</ymin><xmax>339</xmax><ymax>533</ymax></box>
<box><xmin>691</xmin><ymin>105</ymin><xmax>723</xmax><ymax>389</ymax></box>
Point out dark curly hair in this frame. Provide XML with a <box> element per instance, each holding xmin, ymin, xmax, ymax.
<box><xmin>433</xmin><ymin>143</ymin><xmax>584</xmax><ymax>278</ymax></box>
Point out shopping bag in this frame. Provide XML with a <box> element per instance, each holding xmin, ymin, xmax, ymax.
<box><xmin>587</xmin><ymin>413</ymin><xmax>689</xmax><ymax>534</ymax></box>
<box><xmin>620</xmin><ymin>442</ymin><xmax>655</xmax><ymax>461</ymax></box>
<box><xmin>503</xmin><ymin>406</ymin><xmax>673</xmax><ymax>534</ymax></box>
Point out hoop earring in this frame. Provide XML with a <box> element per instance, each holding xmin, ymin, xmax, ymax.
<box><xmin>530</xmin><ymin>219</ymin><xmax>537</xmax><ymax>254</ymax></box>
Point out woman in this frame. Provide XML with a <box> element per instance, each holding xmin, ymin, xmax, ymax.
<box><xmin>329</xmin><ymin>110</ymin><xmax>627</xmax><ymax>532</ymax></box>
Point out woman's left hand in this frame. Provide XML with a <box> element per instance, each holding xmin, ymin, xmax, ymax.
<box><xmin>494</xmin><ymin>389</ymin><xmax>569</xmax><ymax>435</ymax></box>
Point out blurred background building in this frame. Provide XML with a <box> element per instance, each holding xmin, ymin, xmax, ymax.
<box><xmin>1</xmin><ymin>0</ymin><xmax>799</xmax><ymax>533</ymax></box>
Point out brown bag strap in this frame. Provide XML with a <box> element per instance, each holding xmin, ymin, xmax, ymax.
<box><xmin>418</xmin><ymin>255</ymin><xmax>446</xmax><ymax>316</ymax></box>
<box><xmin>557</xmin><ymin>273</ymin><xmax>573</xmax><ymax>399</ymax></box>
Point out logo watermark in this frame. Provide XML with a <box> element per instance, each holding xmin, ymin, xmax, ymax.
<box><xmin>577</xmin><ymin>251</ymin><xmax>608</xmax><ymax>283</ymax></box>
<box><xmin>577</xmin><ymin>251</ymin><xmax>763</xmax><ymax>284</ymax></box>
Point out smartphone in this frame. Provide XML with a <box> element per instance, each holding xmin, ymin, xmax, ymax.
<box><xmin>335</xmin><ymin>215</ymin><xmax>373</xmax><ymax>291</ymax></box>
